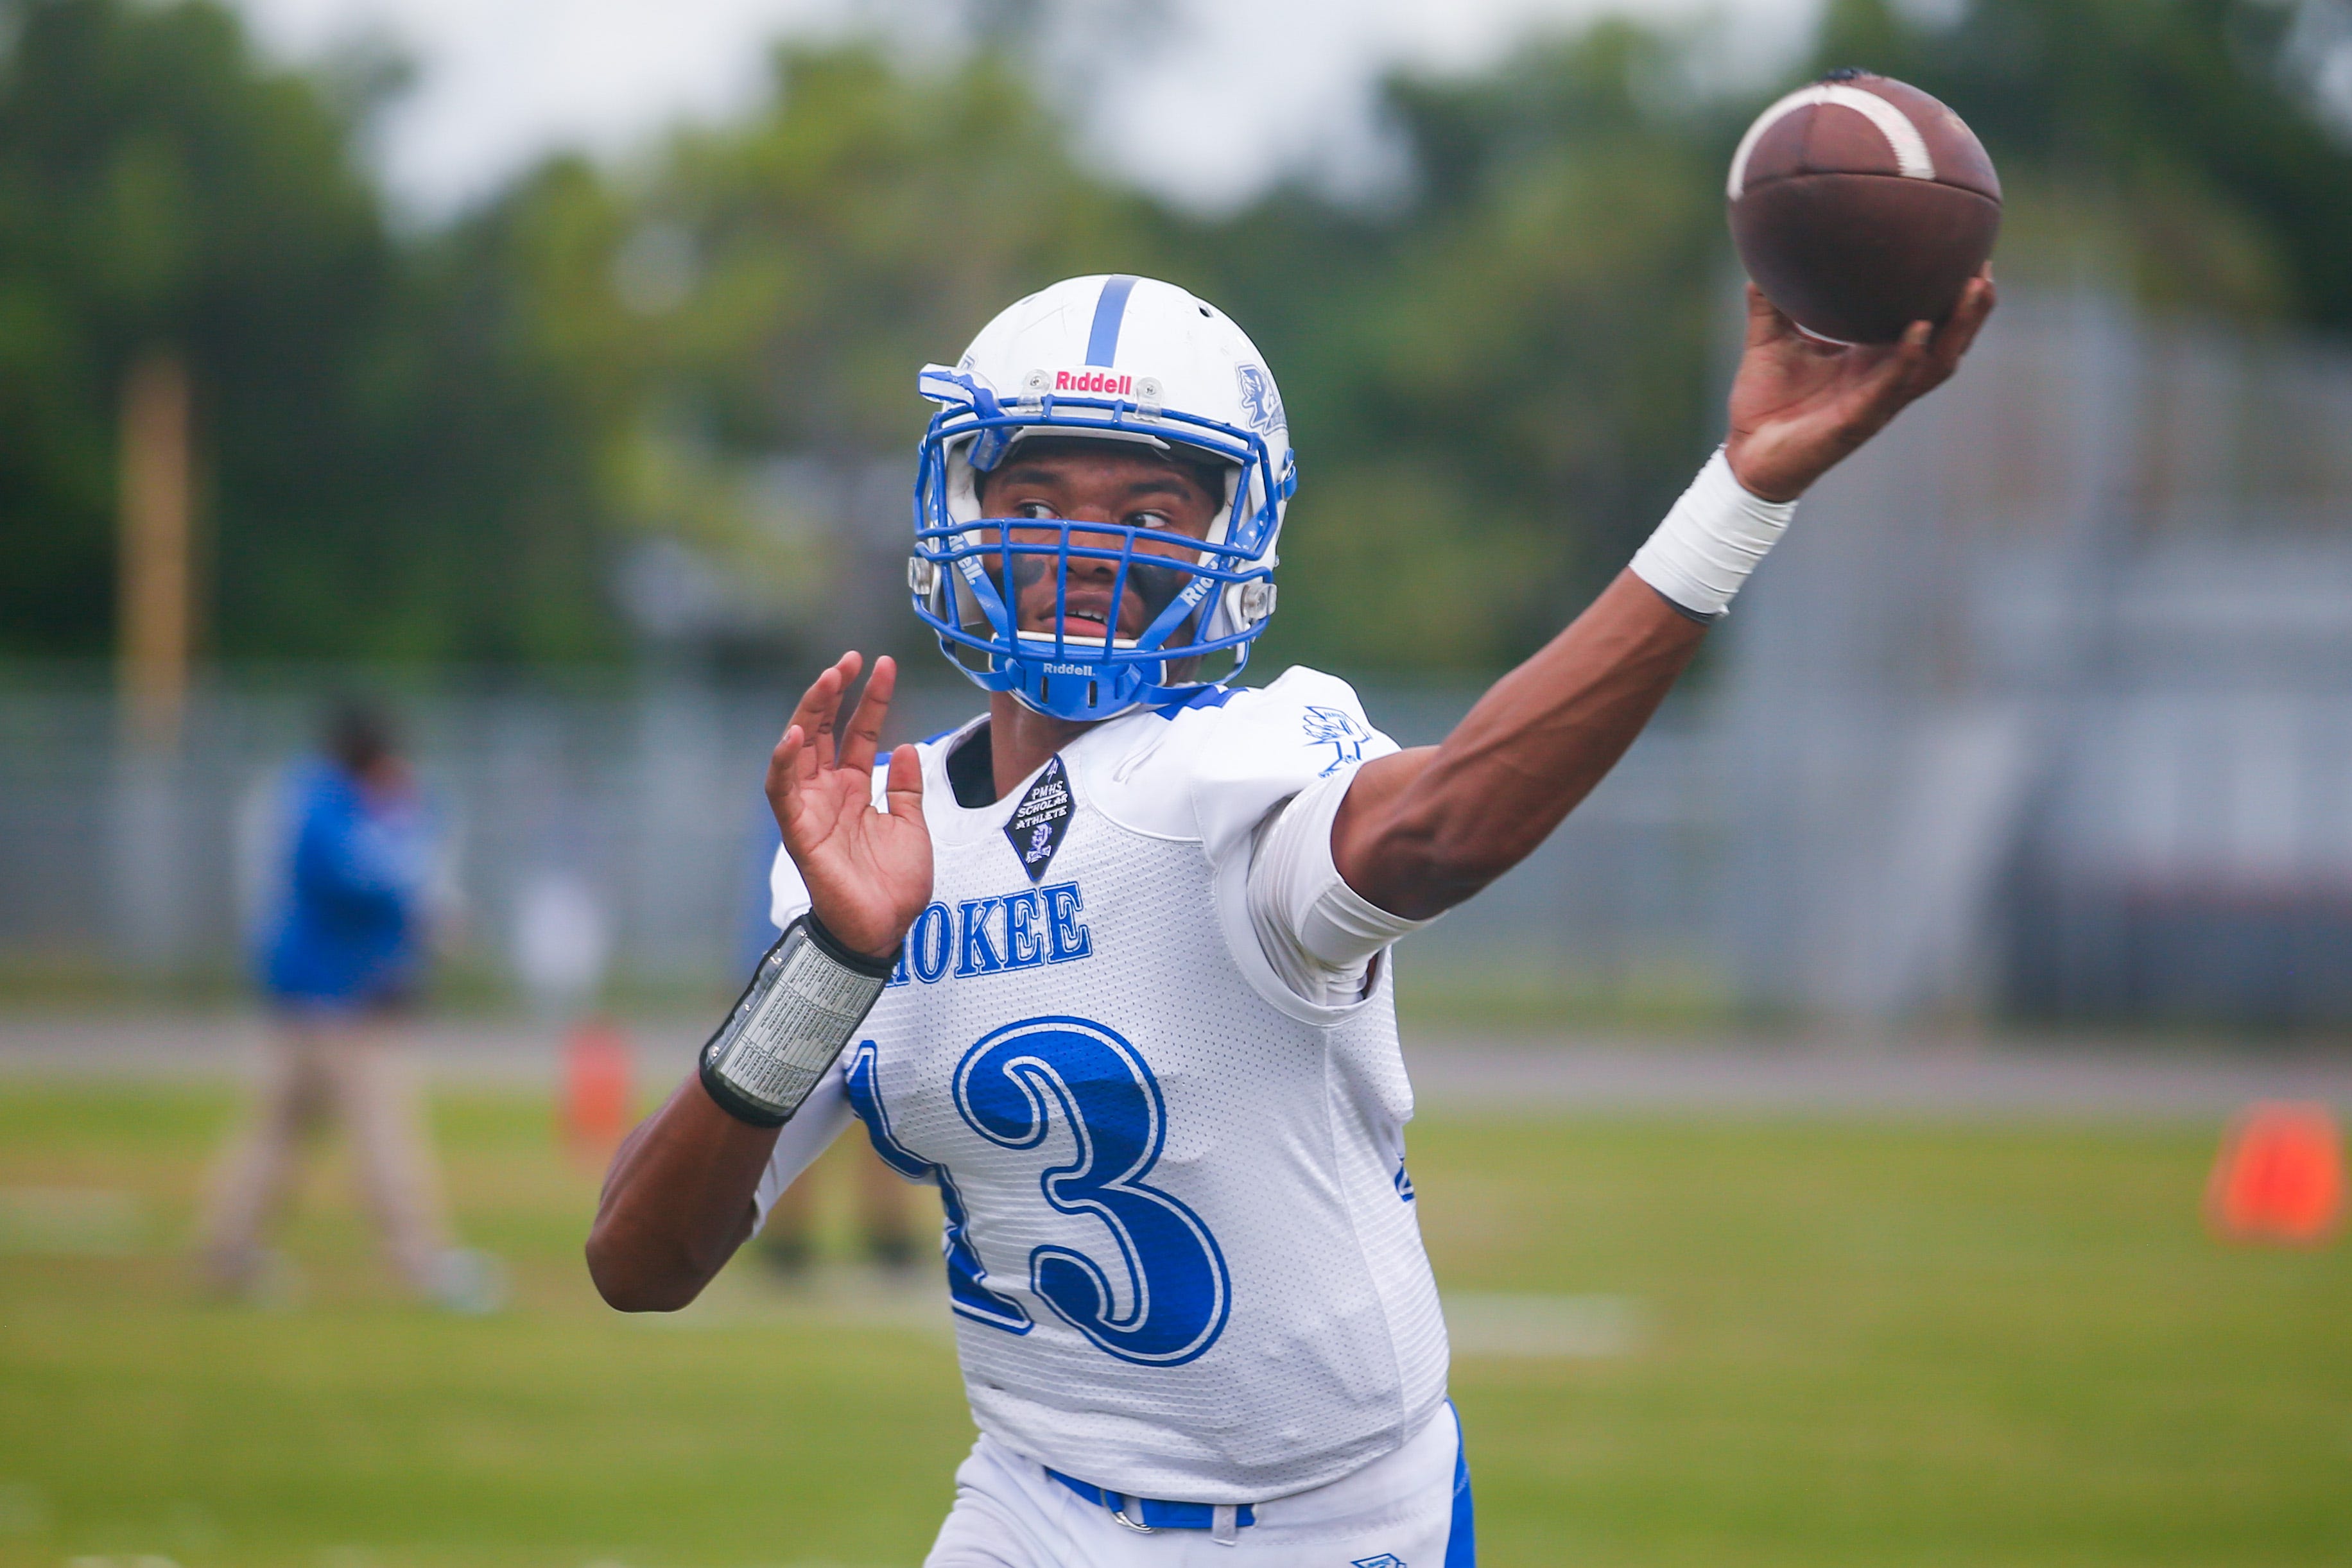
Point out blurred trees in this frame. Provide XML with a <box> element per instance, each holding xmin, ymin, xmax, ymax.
<box><xmin>0</xmin><ymin>0</ymin><xmax>384</xmax><ymax>657</ymax></box>
<box><xmin>485</xmin><ymin>45</ymin><xmax>1166</xmax><ymax>665</ymax></box>
<box><xmin>4</xmin><ymin>0</ymin><xmax>2350</xmax><ymax>674</ymax></box>
<box><xmin>1814</xmin><ymin>0</ymin><xmax>2352</xmax><ymax>327</ymax></box>
<box><xmin>0</xmin><ymin>0</ymin><xmax>616</xmax><ymax>663</ymax></box>
<box><xmin>1200</xmin><ymin>23</ymin><xmax>1737</xmax><ymax>671</ymax></box>
<box><xmin>422</xmin><ymin>25</ymin><xmax>1738</xmax><ymax>677</ymax></box>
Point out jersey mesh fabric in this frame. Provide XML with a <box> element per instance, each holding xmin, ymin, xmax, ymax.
<box><xmin>760</xmin><ymin>669</ymin><xmax>1449</xmax><ymax>1503</ymax></box>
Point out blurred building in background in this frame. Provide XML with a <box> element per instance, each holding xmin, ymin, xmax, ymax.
<box><xmin>8</xmin><ymin>285</ymin><xmax>2352</xmax><ymax>1028</ymax></box>
<box><xmin>1731</xmin><ymin>287</ymin><xmax>2352</xmax><ymax>1026</ymax></box>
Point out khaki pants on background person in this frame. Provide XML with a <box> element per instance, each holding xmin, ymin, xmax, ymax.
<box><xmin>196</xmin><ymin>1015</ymin><xmax>455</xmax><ymax>1300</ymax></box>
<box><xmin>759</xmin><ymin>1135</ymin><xmax>919</xmax><ymax>1275</ymax></box>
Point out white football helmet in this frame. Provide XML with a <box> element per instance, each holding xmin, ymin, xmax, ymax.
<box><xmin>910</xmin><ymin>274</ymin><xmax>1296</xmax><ymax>721</ymax></box>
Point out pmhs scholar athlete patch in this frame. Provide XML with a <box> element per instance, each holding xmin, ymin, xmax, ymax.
<box><xmin>1003</xmin><ymin>755</ymin><xmax>1074</xmax><ymax>883</ymax></box>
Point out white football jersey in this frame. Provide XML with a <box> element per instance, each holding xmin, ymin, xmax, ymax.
<box><xmin>757</xmin><ymin>666</ymin><xmax>1449</xmax><ymax>1503</ymax></box>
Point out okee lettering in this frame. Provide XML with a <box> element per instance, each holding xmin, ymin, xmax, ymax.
<box><xmin>886</xmin><ymin>881</ymin><xmax>1093</xmax><ymax>988</ymax></box>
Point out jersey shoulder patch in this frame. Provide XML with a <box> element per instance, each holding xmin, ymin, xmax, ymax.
<box><xmin>1222</xmin><ymin>667</ymin><xmax>1388</xmax><ymax>779</ymax></box>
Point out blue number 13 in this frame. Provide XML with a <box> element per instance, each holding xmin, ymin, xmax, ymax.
<box><xmin>955</xmin><ymin>1017</ymin><xmax>1231</xmax><ymax>1366</ymax></box>
<box><xmin>851</xmin><ymin>1015</ymin><xmax>1231</xmax><ymax>1368</ymax></box>
<box><xmin>953</xmin><ymin>1017</ymin><xmax>1231</xmax><ymax>1366</ymax></box>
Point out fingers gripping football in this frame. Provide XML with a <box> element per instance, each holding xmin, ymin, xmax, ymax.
<box><xmin>1725</xmin><ymin>268</ymin><xmax>1996</xmax><ymax>502</ymax></box>
<box><xmin>766</xmin><ymin>652</ymin><xmax>933</xmax><ymax>963</ymax></box>
<box><xmin>1843</xmin><ymin>274</ymin><xmax>1993</xmax><ymax>412</ymax></box>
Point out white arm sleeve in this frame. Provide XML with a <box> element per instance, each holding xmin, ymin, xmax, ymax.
<box><xmin>1245</xmin><ymin>768</ymin><xmax>1432</xmax><ymax>1008</ymax></box>
<box><xmin>749</xmin><ymin>774</ymin><xmax>883</xmax><ymax>1230</ymax></box>
<box><xmin>750</xmin><ymin>1067</ymin><xmax>855</xmax><ymax>1231</ymax></box>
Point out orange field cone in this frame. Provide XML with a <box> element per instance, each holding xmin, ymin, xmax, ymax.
<box><xmin>560</xmin><ymin>1016</ymin><xmax>635</xmax><ymax>1164</ymax></box>
<box><xmin>2207</xmin><ymin>1101</ymin><xmax>2344</xmax><ymax>1246</ymax></box>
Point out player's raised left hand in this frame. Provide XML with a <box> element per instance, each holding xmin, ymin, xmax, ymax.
<box><xmin>1724</xmin><ymin>267</ymin><xmax>1994</xmax><ymax>503</ymax></box>
<box><xmin>766</xmin><ymin>652</ymin><xmax>931</xmax><ymax>963</ymax></box>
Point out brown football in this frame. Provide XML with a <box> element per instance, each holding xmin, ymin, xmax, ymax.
<box><xmin>1727</xmin><ymin>70</ymin><xmax>2001</xmax><ymax>344</ymax></box>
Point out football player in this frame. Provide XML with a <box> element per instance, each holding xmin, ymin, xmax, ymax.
<box><xmin>588</xmin><ymin>270</ymin><xmax>1993</xmax><ymax>1565</ymax></box>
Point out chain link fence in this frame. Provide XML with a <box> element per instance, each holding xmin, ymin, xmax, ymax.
<box><xmin>10</xmin><ymin>288</ymin><xmax>2352</xmax><ymax>1026</ymax></box>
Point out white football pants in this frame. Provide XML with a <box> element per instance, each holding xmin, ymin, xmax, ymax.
<box><xmin>924</xmin><ymin>1402</ymin><xmax>1474</xmax><ymax>1567</ymax></box>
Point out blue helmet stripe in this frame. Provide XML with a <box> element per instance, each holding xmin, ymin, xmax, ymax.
<box><xmin>1084</xmin><ymin>275</ymin><xmax>1138</xmax><ymax>366</ymax></box>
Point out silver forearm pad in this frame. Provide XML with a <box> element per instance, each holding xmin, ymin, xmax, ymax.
<box><xmin>698</xmin><ymin>914</ymin><xmax>895</xmax><ymax>1127</ymax></box>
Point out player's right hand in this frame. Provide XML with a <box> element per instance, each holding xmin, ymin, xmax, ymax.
<box><xmin>766</xmin><ymin>651</ymin><xmax>931</xmax><ymax>964</ymax></box>
<box><xmin>1724</xmin><ymin>269</ymin><xmax>1994</xmax><ymax>502</ymax></box>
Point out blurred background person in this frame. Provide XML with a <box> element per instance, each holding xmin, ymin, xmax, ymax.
<box><xmin>756</xmin><ymin>1126</ymin><xmax>922</xmax><ymax>1280</ymax></box>
<box><xmin>196</xmin><ymin>699</ymin><xmax>501</xmax><ymax>1313</ymax></box>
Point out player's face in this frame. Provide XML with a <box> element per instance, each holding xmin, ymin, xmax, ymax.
<box><xmin>976</xmin><ymin>442</ymin><xmax>1225</xmax><ymax>644</ymax></box>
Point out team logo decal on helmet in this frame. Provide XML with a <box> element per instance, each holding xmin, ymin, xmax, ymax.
<box><xmin>909</xmin><ymin>274</ymin><xmax>1297</xmax><ymax>723</ymax></box>
<box><xmin>1234</xmin><ymin>363</ymin><xmax>1284</xmax><ymax>436</ymax></box>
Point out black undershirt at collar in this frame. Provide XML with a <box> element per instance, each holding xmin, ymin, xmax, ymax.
<box><xmin>944</xmin><ymin>722</ymin><xmax>996</xmax><ymax>809</ymax></box>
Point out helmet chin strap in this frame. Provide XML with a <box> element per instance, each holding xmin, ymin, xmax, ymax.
<box><xmin>1004</xmin><ymin>684</ymin><xmax>1141</xmax><ymax>722</ymax></box>
<box><xmin>998</xmin><ymin>650</ymin><xmax>1157</xmax><ymax>722</ymax></box>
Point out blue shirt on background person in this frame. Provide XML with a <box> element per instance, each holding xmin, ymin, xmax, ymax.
<box><xmin>260</xmin><ymin>756</ymin><xmax>438</xmax><ymax>1010</ymax></box>
<box><xmin>203</xmin><ymin>700</ymin><xmax>502</xmax><ymax>1314</ymax></box>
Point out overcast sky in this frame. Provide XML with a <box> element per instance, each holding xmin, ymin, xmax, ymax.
<box><xmin>228</xmin><ymin>0</ymin><xmax>1822</xmax><ymax>216</ymax></box>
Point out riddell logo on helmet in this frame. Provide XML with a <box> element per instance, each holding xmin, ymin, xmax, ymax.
<box><xmin>1052</xmin><ymin>369</ymin><xmax>1134</xmax><ymax>395</ymax></box>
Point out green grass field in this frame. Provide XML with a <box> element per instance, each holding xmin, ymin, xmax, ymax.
<box><xmin>0</xmin><ymin>1076</ymin><xmax>2345</xmax><ymax>1567</ymax></box>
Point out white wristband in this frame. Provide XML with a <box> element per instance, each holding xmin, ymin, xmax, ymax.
<box><xmin>1627</xmin><ymin>447</ymin><xmax>1797</xmax><ymax>621</ymax></box>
